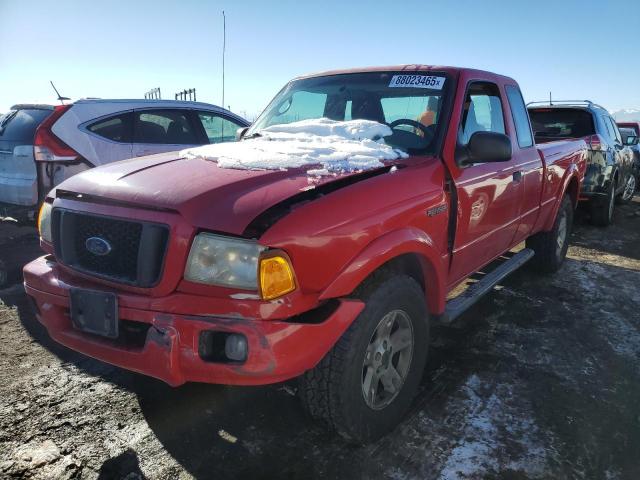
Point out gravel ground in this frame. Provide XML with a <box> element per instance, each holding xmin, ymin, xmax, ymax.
<box><xmin>0</xmin><ymin>198</ymin><xmax>639</xmax><ymax>480</ymax></box>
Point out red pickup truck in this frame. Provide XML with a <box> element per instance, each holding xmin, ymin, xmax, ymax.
<box><xmin>24</xmin><ymin>66</ymin><xmax>587</xmax><ymax>443</ymax></box>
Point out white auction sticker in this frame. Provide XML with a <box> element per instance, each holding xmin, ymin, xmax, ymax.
<box><xmin>388</xmin><ymin>75</ymin><xmax>445</xmax><ymax>90</ymax></box>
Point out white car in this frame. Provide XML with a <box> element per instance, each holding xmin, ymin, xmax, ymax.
<box><xmin>0</xmin><ymin>99</ymin><xmax>249</xmax><ymax>220</ymax></box>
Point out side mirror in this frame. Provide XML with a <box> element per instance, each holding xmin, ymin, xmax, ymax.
<box><xmin>624</xmin><ymin>135</ymin><xmax>638</xmax><ymax>146</ymax></box>
<box><xmin>456</xmin><ymin>131</ymin><xmax>512</xmax><ymax>166</ymax></box>
<box><xmin>236</xmin><ymin>127</ymin><xmax>249</xmax><ymax>141</ymax></box>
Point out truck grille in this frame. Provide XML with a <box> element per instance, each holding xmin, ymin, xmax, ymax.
<box><xmin>52</xmin><ymin>209</ymin><xmax>169</xmax><ymax>287</ymax></box>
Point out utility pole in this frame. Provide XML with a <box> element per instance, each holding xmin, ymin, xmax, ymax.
<box><xmin>222</xmin><ymin>11</ymin><xmax>226</xmax><ymax>110</ymax></box>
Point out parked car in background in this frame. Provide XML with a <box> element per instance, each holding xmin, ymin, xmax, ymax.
<box><xmin>26</xmin><ymin>66</ymin><xmax>587</xmax><ymax>443</ymax></box>
<box><xmin>617</xmin><ymin>121</ymin><xmax>640</xmax><ymax>137</ymax></box>
<box><xmin>0</xmin><ymin>104</ymin><xmax>54</xmax><ymax>220</ymax></box>
<box><xmin>617</xmin><ymin>122</ymin><xmax>640</xmax><ymax>181</ymax></box>
<box><xmin>1</xmin><ymin>99</ymin><xmax>249</xmax><ymax>221</ymax></box>
<box><xmin>528</xmin><ymin>101</ymin><xmax>635</xmax><ymax>225</ymax></box>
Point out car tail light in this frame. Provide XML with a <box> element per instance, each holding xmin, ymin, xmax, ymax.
<box><xmin>34</xmin><ymin>105</ymin><xmax>79</xmax><ymax>162</ymax></box>
<box><xmin>588</xmin><ymin>134</ymin><xmax>606</xmax><ymax>151</ymax></box>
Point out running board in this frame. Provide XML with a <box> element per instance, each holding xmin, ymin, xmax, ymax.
<box><xmin>440</xmin><ymin>248</ymin><xmax>535</xmax><ymax>325</ymax></box>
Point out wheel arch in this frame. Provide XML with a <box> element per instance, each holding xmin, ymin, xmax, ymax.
<box><xmin>566</xmin><ymin>174</ymin><xmax>580</xmax><ymax>208</ymax></box>
<box><xmin>318</xmin><ymin>227</ymin><xmax>447</xmax><ymax>315</ymax></box>
<box><xmin>542</xmin><ymin>167</ymin><xmax>582</xmax><ymax>231</ymax></box>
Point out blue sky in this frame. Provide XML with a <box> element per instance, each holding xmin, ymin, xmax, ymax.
<box><xmin>1</xmin><ymin>0</ymin><xmax>639</xmax><ymax>118</ymax></box>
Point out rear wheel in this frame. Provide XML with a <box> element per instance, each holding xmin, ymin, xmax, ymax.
<box><xmin>526</xmin><ymin>195</ymin><xmax>573</xmax><ymax>273</ymax></box>
<box><xmin>0</xmin><ymin>259</ymin><xmax>7</xmax><ymax>288</ymax></box>
<box><xmin>590</xmin><ymin>179</ymin><xmax>616</xmax><ymax>226</ymax></box>
<box><xmin>616</xmin><ymin>174</ymin><xmax>636</xmax><ymax>204</ymax></box>
<box><xmin>298</xmin><ymin>275</ymin><xmax>429</xmax><ymax>444</ymax></box>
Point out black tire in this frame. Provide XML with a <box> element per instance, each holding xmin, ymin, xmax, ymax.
<box><xmin>526</xmin><ymin>195</ymin><xmax>573</xmax><ymax>273</ymax></box>
<box><xmin>615</xmin><ymin>173</ymin><xmax>636</xmax><ymax>205</ymax></box>
<box><xmin>0</xmin><ymin>259</ymin><xmax>7</xmax><ymax>288</ymax></box>
<box><xmin>590</xmin><ymin>178</ymin><xmax>616</xmax><ymax>226</ymax></box>
<box><xmin>298</xmin><ymin>274</ymin><xmax>429</xmax><ymax>444</ymax></box>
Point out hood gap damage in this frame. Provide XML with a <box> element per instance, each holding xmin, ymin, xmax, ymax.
<box><xmin>243</xmin><ymin>165</ymin><xmax>402</xmax><ymax>238</ymax></box>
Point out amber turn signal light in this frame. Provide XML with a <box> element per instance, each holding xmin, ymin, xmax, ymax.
<box><xmin>259</xmin><ymin>251</ymin><xmax>296</xmax><ymax>300</ymax></box>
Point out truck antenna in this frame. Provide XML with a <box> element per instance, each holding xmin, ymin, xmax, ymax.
<box><xmin>549</xmin><ymin>91</ymin><xmax>552</xmax><ymax>105</ymax></box>
<box><xmin>50</xmin><ymin>81</ymin><xmax>70</xmax><ymax>104</ymax></box>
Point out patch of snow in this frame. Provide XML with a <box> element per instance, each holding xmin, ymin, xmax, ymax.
<box><xmin>438</xmin><ymin>376</ymin><xmax>548</xmax><ymax>480</ymax></box>
<box><xmin>218</xmin><ymin>429</ymin><xmax>238</xmax><ymax>444</ymax></box>
<box><xmin>562</xmin><ymin>258</ymin><xmax>640</xmax><ymax>361</ymax></box>
<box><xmin>181</xmin><ymin>118</ymin><xmax>407</xmax><ymax>176</ymax></box>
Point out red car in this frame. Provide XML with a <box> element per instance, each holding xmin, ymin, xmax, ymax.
<box><xmin>24</xmin><ymin>66</ymin><xmax>587</xmax><ymax>443</ymax></box>
<box><xmin>617</xmin><ymin>121</ymin><xmax>640</xmax><ymax>180</ymax></box>
<box><xmin>616</xmin><ymin>121</ymin><xmax>640</xmax><ymax>136</ymax></box>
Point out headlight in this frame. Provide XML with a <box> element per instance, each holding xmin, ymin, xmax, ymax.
<box><xmin>38</xmin><ymin>202</ymin><xmax>53</xmax><ymax>243</ymax></box>
<box><xmin>185</xmin><ymin>233</ymin><xmax>264</xmax><ymax>289</ymax></box>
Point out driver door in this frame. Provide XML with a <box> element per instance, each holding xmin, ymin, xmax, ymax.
<box><xmin>448</xmin><ymin>82</ymin><xmax>524</xmax><ymax>286</ymax></box>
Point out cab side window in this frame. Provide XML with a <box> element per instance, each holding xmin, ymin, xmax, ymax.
<box><xmin>459</xmin><ymin>82</ymin><xmax>505</xmax><ymax>144</ymax></box>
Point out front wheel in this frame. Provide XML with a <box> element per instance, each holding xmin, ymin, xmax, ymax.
<box><xmin>526</xmin><ymin>195</ymin><xmax>573</xmax><ymax>273</ymax></box>
<box><xmin>298</xmin><ymin>275</ymin><xmax>429</xmax><ymax>444</ymax></box>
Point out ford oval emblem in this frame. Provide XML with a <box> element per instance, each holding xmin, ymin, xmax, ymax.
<box><xmin>85</xmin><ymin>237</ymin><xmax>112</xmax><ymax>256</ymax></box>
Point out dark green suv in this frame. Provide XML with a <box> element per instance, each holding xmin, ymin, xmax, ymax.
<box><xmin>529</xmin><ymin>101</ymin><xmax>636</xmax><ymax>226</ymax></box>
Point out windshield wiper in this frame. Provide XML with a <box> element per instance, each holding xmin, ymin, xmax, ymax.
<box><xmin>242</xmin><ymin>132</ymin><xmax>262</xmax><ymax>140</ymax></box>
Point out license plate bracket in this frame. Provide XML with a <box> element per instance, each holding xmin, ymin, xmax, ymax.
<box><xmin>69</xmin><ymin>288</ymin><xmax>118</xmax><ymax>339</ymax></box>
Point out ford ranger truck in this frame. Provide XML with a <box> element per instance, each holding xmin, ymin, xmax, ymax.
<box><xmin>24</xmin><ymin>66</ymin><xmax>587</xmax><ymax>443</ymax></box>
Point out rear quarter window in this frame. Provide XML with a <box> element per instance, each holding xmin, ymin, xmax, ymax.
<box><xmin>87</xmin><ymin>113</ymin><xmax>133</xmax><ymax>142</ymax></box>
<box><xmin>505</xmin><ymin>86</ymin><xmax>533</xmax><ymax>148</ymax></box>
<box><xmin>0</xmin><ymin>109</ymin><xmax>52</xmax><ymax>143</ymax></box>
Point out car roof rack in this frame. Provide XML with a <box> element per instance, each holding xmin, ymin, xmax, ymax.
<box><xmin>527</xmin><ymin>100</ymin><xmax>607</xmax><ymax>111</ymax></box>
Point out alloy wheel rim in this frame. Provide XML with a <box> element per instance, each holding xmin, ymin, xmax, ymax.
<box><xmin>361</xmin><ymin>309</ymin><xmax>414</xmax><ymax>410</ymax></box>
<box><xmin>608</xmin><ymin>186</ymin><xmax>615</xmax><ymax>221</ymax></box>
<box><xmin>622</xmin><ymin>176</ymin><xmax>636</xmax><ymax>201</ymax></box>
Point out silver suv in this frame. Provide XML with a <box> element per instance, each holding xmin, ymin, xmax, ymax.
<box><xmin>0</xmin><ymin>99</ymin><xmax>249</xmax><ymax>220</ymax></box>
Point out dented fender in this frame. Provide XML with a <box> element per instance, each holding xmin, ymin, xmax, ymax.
<box><xmin>319</xmin><ymin>227</ymin><xmax>447</xmax><ymax>315</ymax></box>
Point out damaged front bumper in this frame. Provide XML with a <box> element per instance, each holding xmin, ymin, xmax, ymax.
<box><xmin>23</xmin><ymin>256</ymin><xmax>364</xmax><ymax>386</ymax></box>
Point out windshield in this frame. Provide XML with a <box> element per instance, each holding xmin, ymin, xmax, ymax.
<box><xmin>247</xmin><ymin>72</ymin><xmax>449</xmax><ymax>153</ymax></box>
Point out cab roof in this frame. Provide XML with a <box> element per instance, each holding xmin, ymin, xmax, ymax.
<box><xmin>293</xmin><ymin>65</ymin><xmax>516</xmax><ymax>84</ymax></box>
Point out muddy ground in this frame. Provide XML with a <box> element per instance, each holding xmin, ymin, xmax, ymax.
<box><xmin>1</xmin><ymin>198</ymin><xmax>639</xmax><ymax>480</ymax></box>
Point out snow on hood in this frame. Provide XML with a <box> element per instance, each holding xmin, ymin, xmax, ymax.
<box><xmin>181</xmin><ymin>118</ymin><xmax>408</xmax><ymax>176</ymax></box>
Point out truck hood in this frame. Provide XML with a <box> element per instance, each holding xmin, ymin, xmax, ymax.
<box><xmin>54</xmin><ymin>151</ymin><xmax>392</xmax><ymax>236</ymax></box>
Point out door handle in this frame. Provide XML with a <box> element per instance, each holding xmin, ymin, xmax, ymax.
<box><xmin>512</xmin><ymin>171</ymin><xmax>523</xmax><ymax>183</ymax></box>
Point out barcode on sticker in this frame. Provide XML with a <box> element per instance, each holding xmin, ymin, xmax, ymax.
<box><xmin>388</xmin><ymin>75</ymin><xmax>445</xmax><ymax>90</ymax></box>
